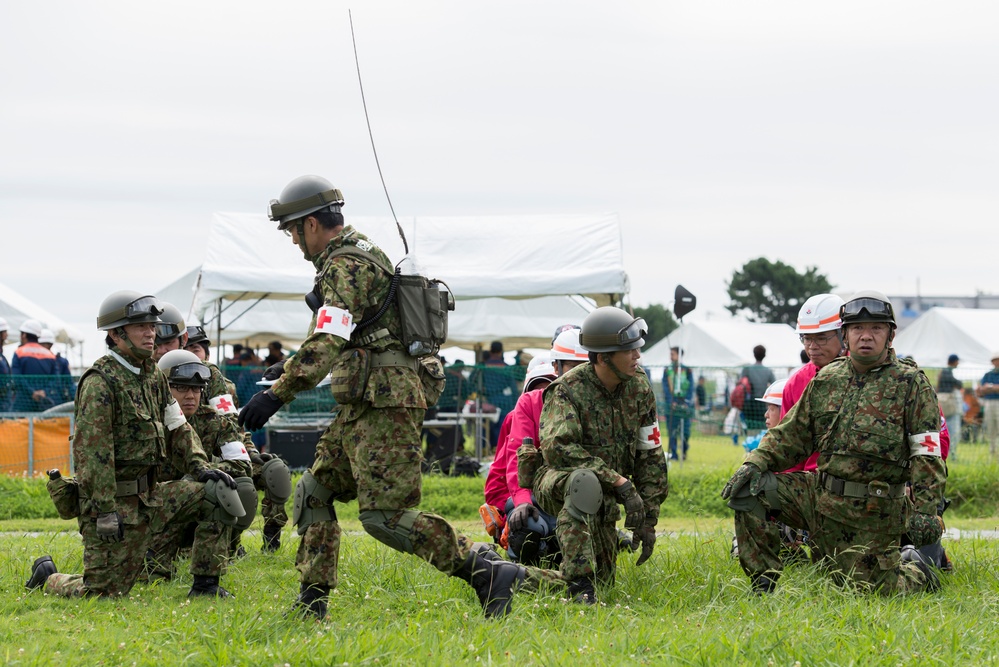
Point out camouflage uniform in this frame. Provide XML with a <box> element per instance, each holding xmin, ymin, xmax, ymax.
<box><xmin>44</xmin><ymin>351</ymin><xmax>229</xmax><ymax>597</ymax></box>
<box><xmin>535</xmin><ymin>364</ymin><xmax>668</xmax><ymax>586</ymax></box>
<box><xmin>145</xmin><ymin>405</ymin><xmax>251</xmax><ymax>578</ymax></box>
<box><xmin>734</xmin><ymin>350</ymin><xmax>947</xmax><ymax>594</ymax></box>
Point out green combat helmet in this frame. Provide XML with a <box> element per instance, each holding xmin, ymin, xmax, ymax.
<box><xmin>268</xmin><ymin>175</ymin><xmax>344</xmax><ymax>260</ymax></box>
<box><xmin>157</xmin><ymin>349</ymin><xmax>210</xmax><ymax>388</ymax></box>
<box><xmin>97</xmin><ymin>291</ymin><xmax>164</xmax><ymax>360</ymax></box>
<box><xmin>578</xmin><ymin>306</ymin><xmax>648</xmax><ymax>353</ymax></box>
<box><xmin>155</xmin><ymin>303</ymin><xmax>187</xmax><ymax>346</ymax></box>
<box><xmin>839</xmin><ymin>290</ymin><xmax>896</xmax><ymax>329</ymax></box>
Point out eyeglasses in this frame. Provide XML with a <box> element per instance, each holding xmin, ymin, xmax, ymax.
<box><xmin>799</xmin><ymin>332</ymin><xmax>839</xmax><ymax>346</ymax></box>
<box><xmin>169</xmin><ymin>384</ymin><xmax>202</xmax><ymax>395</ymax></box>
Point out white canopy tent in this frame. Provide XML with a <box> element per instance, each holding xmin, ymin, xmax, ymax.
<box><xmin>185</xmin><ymin>211</ymin><xmax>627</xmax><ymax>350</ymax></box>
<box><xmin>892</xmin><ymin>307</ymin><xmax>999</xmax><ymax>370</ymax></box>
<box><xmin>0</xmin><ymin>281</ymin><xmax>85</xmax><ymax>345</ymax></box>
<box><xmin>642</xmin><ymin>320</ymin><xmax>802</xmax><ymax>369</ymax></box>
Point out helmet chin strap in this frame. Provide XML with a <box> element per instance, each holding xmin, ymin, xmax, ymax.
<box><xmin>115</xmin><ymin>327</ymin><xmax>153</xmax><ymax>361</ymax></box>
<box><xmin>295</xmin><ymin>219</ymin><xmax>312</xmax><ymax>261</ymax></box>
<box><xmin>602</xmin><ymin>353</ymin><xmax>634</xmax><ymax>384</ymax></box>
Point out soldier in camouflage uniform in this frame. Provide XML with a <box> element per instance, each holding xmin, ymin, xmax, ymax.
<box><xmin>25</xmin><ymin>291</ymin><xmax>240</xmax><ymax>598</ymax></box>
<box><xmin>152</xmin><ymin>302</ymin><xmax>189</xmax><ymax>363</ymax></box>
<box><xmin>534</xmin><ymin>307</ymin><xmax>669</xmax><ymax>604</ymax></box>
<box><xmin>143</xmin><ymin>350</ymin><xmax>255</xmax><ymax>581</ymax></box>
<box><xmin>239</xmin><ymin>175</ymin><xmax>534</xmax><ymax>620</ymax></box>
<box><xmin>722</xmin><ymin>290</ymin><xmax>947</xmax><ymax>595</ymax></box>
<box><xmin>187</xmin><ymin>324</ymin><xmax>291</xmax><ymax>553</ymax></box>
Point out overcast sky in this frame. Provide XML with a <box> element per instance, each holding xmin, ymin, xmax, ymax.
<box><xmin>2</xmin><ymin>1</ymin><xmax>997</xmax><ymax>362</ymax></box>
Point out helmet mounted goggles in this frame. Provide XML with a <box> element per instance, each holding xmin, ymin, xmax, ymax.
<box><xmin>583</xmin><ymin>317</ymin><xmax>648</xmax><ymax>350</ymax></box>
<box><xmin>167</xmin><ymin>361</ymin><xmax>211</xmax><ymax>387</ymax></box>
<box><xmin>101</xmin><ymin>296</ymin><xmax>164</xmax><ymax>328</ymax></box>
<box><xmin>840</xmin><ymin>298</ymin><xmax>895</xmax><ymax>326</ymax></box>
<box><xmin>268</xmin><ymin>188</ymin><xmax>344</xmax><ymax>230</ymax></box>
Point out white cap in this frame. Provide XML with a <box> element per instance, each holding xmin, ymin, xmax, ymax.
<box><xmin>38</xmin><ymin>328</ymin><xmax>56</xmax><ymax>345</ymax></box>
<box><xmin>524</xmin><ymin>355</ymin><xmax>558</xmax><ymax>391</ymax></box>
<box><xmin>0</xmin><ymin>317</ymin><xmax>8</xmax><ymax>332</ymax></box>
<box><xmin>551</xmin><ymin>328</ymin><xmax>589</xmax><ymax>362</ymax></box>
<box><xmin>19</xmin><ymin>319</ymin><xmax>43</xmax><ymax>337</ymax></box>
<box><xmin>755</xmin><ymin>379</ymin><xmax>788</xmax><ymax>406</ymax></box>
<box><xmin>796</xmin><ymin>294</ymin><xmax>845</xmax><ymax>335</ymax></box>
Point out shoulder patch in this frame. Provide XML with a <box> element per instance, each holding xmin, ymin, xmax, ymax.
<box><xmin>355</xmin><ymin>239</ymin><xmax>373</xmax><ymax>252</ymax></box>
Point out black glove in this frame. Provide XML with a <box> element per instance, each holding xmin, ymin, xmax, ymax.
<box><xmin>238</xmin><ymin>390</ymin><xmax>283</xmax><ymax>431</ymax></box>
<box><xmin>262</xmin><ymin>360</ymin><xmax>286</xmax><ymax>383</ymax></box>
<box><xmin>96</xmin><ymin>511</ymin><xmax>124</xmax><ymax>543</ymax></box>
<box><xmin>198</xmin><ymin>468</ymin><xmax>238</xmax><ymax>490</ymax></box>
<box><xmin>249</xmin><ymin>452</ymin><xmax>275</xmax><ymax>466</ymax></box>
<box><xmin>634</xmin><ymin>525</ymin><xmax>656</xmax><ymax>566</ymax></box>
<box><xmin>614</xmin><ymin>480</ymin><xmax>645</xmax><ymax>531</ymax></box>
<box><xmin>507</xmin><ymin>503</ymin><xmax>539</xmax><ymax>533</ymax></box>
<box><xmin>721</xmin><ymin>462</ymin><xmax>763</xmax><ymax>500</ymax></box>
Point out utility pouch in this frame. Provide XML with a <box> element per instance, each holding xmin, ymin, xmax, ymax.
<box><xmin>47</xmin><ymin>472</ymin><xmax>81</xmax><ymax>520</ymax></box>
<box><xmin>418</xmin><ymin>355</ymin><xmax>446</xmax><ymax>405</ymax></box>
<box><xmin>396</xmin><ymin>275</ymin><xmax>453</xmax><ymax>357</ymax></box>
<box><xmin>329</xmin><ymin>348</ymin><xmax>371</xmax><ymax>405</ymax></box>
<box><xmin>517</xmin><ymin>437</ymin><xmax>540</xmax><ymax>489</ymax></box>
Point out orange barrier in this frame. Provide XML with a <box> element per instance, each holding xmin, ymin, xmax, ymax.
<box><xmin>0</xmin><ymin>417</ymin><xmax>72</xmax><ymax>477</ymax></box>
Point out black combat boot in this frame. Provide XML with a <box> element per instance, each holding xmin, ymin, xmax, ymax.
<box><xmin>901</xmin><ymin>545</ymin><xmax>941</xmax><ymax>592</ymax></box>
<box><xmin>262</xmin><ymin>522</ymin><xmax>282</xmax><ymax>553</ymax></box>
<box><xmin>453</xmin><ymin>551</ymin><xmax>526</xmax><ymax>618</ymax></box>
<box><xmin>25</xmin><ymin>555</ymin><xmax>57</xmax><ymax>591</ymax></box>
<box><xmin>567</xmin><ymin>577</ymin><xmax>596</xmax><ymax>605</ymax></box>
<box><xmin>188</xmin><ymin>575</ymin><xmax>233</xmax><ymax>598</ymax></box>
<box><xmin>469</xmin><ymin>541</ymin><xmax>502</xmax><ymax>562</ymax></box>
<box><xmin>293</xmin><ymin>583</ymin><xmax>331</xmax><ymax>620</ymax></box>
<box><xmin>751</xmin><ymin>571</ymin><xmax>779</xmax><ymax>595</ymax></box>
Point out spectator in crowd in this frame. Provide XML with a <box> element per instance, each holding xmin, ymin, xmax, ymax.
<box><xmin>741</xmin><ymin>345</ymin><xmax>775</xmax><ymax>430</ymax></box>
<box><xmin>963</xmin><ymin>387</ymin><xmax>983</xmax><ymax>442</ymax></box>
<box><xmin>264</xmin><ymin>340</ymin><xmax>285</xmax><ymax>366</ymax></box>
<box><xmin>937</xmin><ymin>354</ymin><xmax>963</xmax><ymax>453</ymax></box>
<box><xmin>224</xmin><ymin>344</ymin><xmax>244</xmax><ymax>367</ymax></box>
<box><xmin>11</xmin><ymin>319</ymin><xmax>60</xmax><ymax>411</ymax></box>
<box><xmin>695</xmin><ymin>376</ymin><xmax>708</xmax><ymax>411</ymax></box>
<box><xmin>0</xmin><ymin>317</ymin><xmax>11</xmax><ymax>411</ymax></box>
<box><xmin>472</xmin><ymin>341</ymin><xmax>518</xmax><ymax>451</ymax></box>
<box><xmin>38</xmin><ymin>328</ymin><xmax>75</xmax><ymax>404</ymax></box>
<box><xmin>978</xmin><ymin>352</ymin><xmax>999</xmax><ymax>459</ymax></box>
<box><xmin>663</xmin><ymin>346</ymin><xmax>694</xmax><ymax>462</ymax></box>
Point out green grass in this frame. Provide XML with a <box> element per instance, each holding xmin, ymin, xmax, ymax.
<box><xmin>4</xmin><ymin>431</ymin><xmax>999</xmax><ymax>665</ymax></box>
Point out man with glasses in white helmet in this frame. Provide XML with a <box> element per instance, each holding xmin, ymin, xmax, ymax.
<box><xmin>722</xmin><ymin>291</ymin><xmax>947</xmax><ymax>595</ymax></box>
<box><xmin>533</xmin><ymin>307</ymin><xmax>668</xmax><ymax>603</ymax></box>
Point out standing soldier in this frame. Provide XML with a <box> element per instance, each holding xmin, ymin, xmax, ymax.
<box><xmin>722</xmin><ymin>290</ymin><xmax>947</xmax><ymax>594</ymax></box>
<box><xmin>239</xmin><ymin>175</ymin><xmax>530</xmax><ymax>619</ymax></box>
<box><xmin>25</xmin><ymin>291</ymin><xmax>241</xmax><ymax>598</ymax></box>
<box><xmin>186</xmin><ymin>324</ymin><xmax>291</xmax><ymax>553</ymax></box>
<box><xmin>534</xmin><ymin>306</ymin><xmax>669</xmax><ymax>603</ymax></box>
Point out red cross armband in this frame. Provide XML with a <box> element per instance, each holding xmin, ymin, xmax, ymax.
<box><xmin>314</xmin><ymin>305</ymin><xmax>355</xmax><ymax>341</ymax></box>
<box><xmin>220</xmin><ymin>440</ymin><xmax>251</xmax><ymax>462</ymax></box>
<box><xmin>210</xmin><ymin>394</ymin><xmax>238</xmax><ymax>415</ymax></box>
<box><xmin>637</xmin><ymin>423</ymin><xmax>662</xmax><ymax>450</ymax></box>
<box><xmin>909</xmin><ymin>432</ymin><xmax>942</xmax><ymax>458</ymax></box>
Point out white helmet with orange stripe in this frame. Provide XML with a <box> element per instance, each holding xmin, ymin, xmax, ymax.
<box><xmin>795</xmin><ymin>293</ymin><xmax>845</xmax><ymax>335</ymax></box>
<box><xmin>756</xmin><ymin>379</ymin><xmax>787</xmax><ymax>407</ymax></box>
<box><xmin>550</xmin><ymin>328</ymin><xmax>589</xmax><ymax>374</ymax></box>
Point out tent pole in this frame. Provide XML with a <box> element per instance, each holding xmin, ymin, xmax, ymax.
<box><xmin>216</xmin><ymin>298</ymin><xmax>222</xmax><ymax>364</ymax></box>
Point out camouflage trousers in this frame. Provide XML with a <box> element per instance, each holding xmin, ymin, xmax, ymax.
<box><xmin>46</xmin><ymin>480</ymin><xmax>230</xmax><ymax>597</ymax></box>
<box><xmin>735</xmin><ymin>472</ymin><xmax>933</xmax><ymax>594</ymax></box>
<box><xmin>534</xmin><ymin>467</ymin><xmax>621</xmax><ymax>586</ymax></box>
<box><xmin>297</xmin><ymin>405</ymin><xmax>472</xmax><ymax>587</ymax></box>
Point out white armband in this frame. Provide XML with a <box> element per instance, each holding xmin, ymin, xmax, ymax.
<box><xmin>220</xmin><ymin>440</ymin><xmax>251</xmax><ymax>462</ymax></box>
<box><xmin>164</xmin><ymin>400</ymin><xmax>187</xmax><ymax>431</ymax></box>
<box><xmin>637</xmin><ymin>423</ymin><xmax>662</xmax><ymax>450</ymax></box>
<box><xmin>209</xmin><ymin>394</ymin><xmax>238</xmax><ymax>415</ymax></box>
<box><xmin>909</xmin><ymin>432</ymin><xmax>942</xmax><ymax>458</ymax></box>
<box><xmin>314</xmin><ymin>305</ymin><xmax>356</xmax><ymax>340</ymax></box>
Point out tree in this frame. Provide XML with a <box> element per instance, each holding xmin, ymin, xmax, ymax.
<box><xmin>632</xmin><ymin>303</ymin><xmax>678</xmax><ymax>349</ymax></box>
<box><xmin>726</xmin><ymin>258</ymin><xmax>834</xmax><ymax>325</ymax></box>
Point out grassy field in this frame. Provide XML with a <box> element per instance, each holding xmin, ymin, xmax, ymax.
<box><xmin>3</xmin><ymin>433</ymin><xmax>999</xmax><ymax>665</ymax></box>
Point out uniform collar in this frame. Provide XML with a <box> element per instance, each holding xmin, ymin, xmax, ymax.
<box><xmin>311</xmin><ymin>225</ymin><xmax>357</xmax><ymax>270</ymax></box>
<box><xmin>108</xmin><ymin>349</ymin><xmax>143</xmax><ymax>375</ymax></box>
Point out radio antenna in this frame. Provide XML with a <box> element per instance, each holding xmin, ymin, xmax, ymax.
<box><xmin>349</xmin><ymin>10</ymin><xmax>409</xmax><ymax>255</ymax></box>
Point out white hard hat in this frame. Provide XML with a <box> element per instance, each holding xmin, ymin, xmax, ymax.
<box><xmin>755</xmin><ymin>379</ymin><xmax>788</xmax><ymax>407</ymax></box>
<box><xmin>526</xmin><ymin>354</ymin><xmax>551</xmax><ymax>372</ymax></box>
<box><xmin>796</xmin><ymin>294</ymin><xmax>845</xmax><ymax>335</ymax></box>
<box><xmin>19</xmin><ymin>319</ymin><xmax>43</xmax><ymax>337</ymax></box>
<box><xmin>550</xmin><ymin>328</ymin><xmax>589</xmax><ymax>362</ymax></box>
<box><xmin>524</xmin><ymin>357</ymin><xmax>558</xmax><ymax>392</ymax></box>
<box><xmin>38</xmin><ymin>328</ymin><xmax>56</xmax><ymax>345</ymax></box>
<box><xmin>0</xmin><ymin>317</ymin><xmax>8</xmax><ymax>332</ymax></box>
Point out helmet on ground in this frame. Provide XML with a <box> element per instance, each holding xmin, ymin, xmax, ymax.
<box><xmin>97</xmin><ymin>291</ymin><xmax>164</xmax><ymax>330</ymax></box>
<box><xmin>839</xmin><ymin>290</ymin><xmax>896</xmax><ymax>329</ymax></box>
<box><xmin>756</xmin><ymin>379</ymin><xmax>787</xmax><ymax>407</ymax></box>
<box><xmin>796</xmin><ymin>294</ymin><xmax>845</xmax><ymax>335</ymax></box>
<box><xmin>38</xmin><ymin>328</ymin><xmax>56</xmax><ymax>345</ymax></box>
<box><xmin>579</xmin><ymin>307</ymin><xmax>647</xmax><ymax>353</ymax></box>
<box><xmin>550</xmin><ymin>328</ymin><xmax>589</xmax><ymax>363</ymax></box>
<box><xmin>268</xmin><ymin>175</ymin><xmax>344</xmax><ymax>229</ymax></box>
<box><xmin>19</xmin><ymin>319</ymin><xmax>44</xmax><ymax>337</ymax></box>
<box><xmin>185</xmin><ymin>325</ymin><xmax>210</xmax><ymax>347</ymax></box>
<box><xmin>155</xmin><ymin>303</ymin><xmax>186</xmax><ymax>345</ymax></box>
<box><xmin>524</xmin><ymin>356</ymin><xmax>558</xmax><ymax>391</ymax></box>
<box><xmin>158</xmin><ymin>349</ymin><xmax>210</xmax><ymax>387</ymax></box>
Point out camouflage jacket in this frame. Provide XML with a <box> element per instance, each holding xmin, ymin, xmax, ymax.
<box><xmin>73</xmin><ymin>350</ymin><xmax>208</xmax><ymax>517</ymax></box>
<box><xmin>747</xmin><ymin>350</ymin><xmax>946</xmax><ymax>520</ymax></box>
<box><xmin>206</xmin><ymin>361</ymin><xmax>238</xmax><ymax>407</ymax></box>
<box><xmin>184</xmin><ymin>405</ymin><xmax>252</xmax><ymax>478</ymax></box>
<box><xmin>270</xmin><ymin>225</ymin><xmax>425</xmax><ymax>417</ymax></box>
<box><xmin>539</xmin><ymin>363</ymin><xmax>668</xmax><ymax>521</ymax></box>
